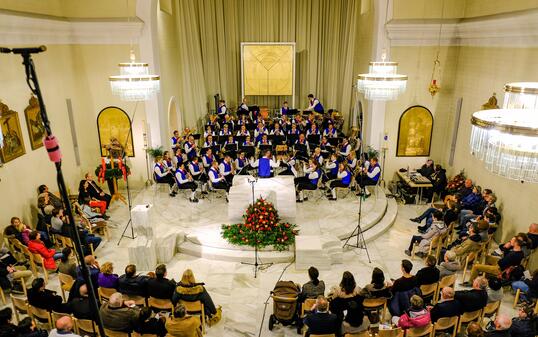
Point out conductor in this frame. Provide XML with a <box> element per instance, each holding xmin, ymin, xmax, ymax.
<box><xmin>250</xmin><ymin>150</ymin><xmax>280</xmax><ymax>178</ymax></box>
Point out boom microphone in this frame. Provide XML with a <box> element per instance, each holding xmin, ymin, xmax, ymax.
<box><xmin>0</xmin><ymin>46</ymin><xmax>47</xmax><ymax>54</ymax></box>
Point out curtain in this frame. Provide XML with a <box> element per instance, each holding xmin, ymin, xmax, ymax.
<box><xmin>174</xmin><ymin>0</ymin><xmax>362</xmax><ymax>129</ymax></box>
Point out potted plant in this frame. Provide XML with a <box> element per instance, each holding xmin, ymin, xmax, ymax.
<box><xmin>146</xmin><ymin>146</ymin><xmax>164</xmax><ymax>159</ymax></box>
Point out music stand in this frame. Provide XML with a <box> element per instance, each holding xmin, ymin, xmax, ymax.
<box><xmin>307</xmin><ymin>134</ymin><xmax>321</xmax><ymax>146</ymax></box>
<box><xmin>287</xmin><ymin>134</ymin><xmax>298</xmax><ymax>146</ymax></box>
<box><xmin>259</xmin><ymin>144</ymin><xmax>272</xmax><ymax>157</ymax></box>
<box><xmin>270</xmin><ymin>135</ymin><xmax>286</xmax><ymax>145</ymax></box>
<box><xmin>241</xmin><ymin>145</ymin><xmax>255</xmax><ymax>158</ymax></box>
<box><xmin>328</xmin><ymin>137</ymin><xmax>342</xmax><ymax>147</ymax></box>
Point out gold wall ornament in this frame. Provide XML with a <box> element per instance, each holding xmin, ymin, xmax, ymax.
<box><xmin>24</xmin><ymin>95</ymin><xmax>46</xmax><ymax>150</ymax></box>
<box><xmin>396</xmin><ymin>105</ymin><xmax>434</xmax><ymax>157</ymax></box>
<box><xmin>0</xmin><ymin>101</ymin><xmax>26</xmax><ymax>163</ymax></box>
<box><xmin>481</xmin><ymin>93</ymin><xmax>499</xmax><ymax>110</ymax></box>
<box><xmin>97</xmin><ymin>106</ymin><xmax>134</xmax><ymax>157</ymax></box>
<box><xmin>429</xmin><ymin>59</ymin><xmax>441</xmax><ymax>97</ymax></box>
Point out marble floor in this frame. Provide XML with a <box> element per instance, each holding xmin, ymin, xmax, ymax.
<box><xmin>6</xmin><ymin>186</ymin><xmax>517</xmax><ymax>337</ymax></box>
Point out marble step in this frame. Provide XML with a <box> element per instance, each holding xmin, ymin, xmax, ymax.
<box><xmin>295</xmin><ymin>236</ymin><xmax>332</xmax><ymax>271</ymax></box>
<box><xmin>178</xmin><ymin>241</ymin><xmax>295</xmax><ymax>263</ymax></box>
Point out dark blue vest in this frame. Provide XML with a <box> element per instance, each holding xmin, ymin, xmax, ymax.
<box><xmin>342</xmin><ymin>170</ymin><xmax>351</xmax><ymax>185</ymax></box>
<box><xmin>154</xmin><ymin>164</ymin><xmax>165</xmax><ymax>182</ymax></box>
<box><xmin>368</xmin><ymin>163</ymin><xmax>381</xmax><ymax>182</ymax></box>
<box><xmin>310</xmin><ymin>169</ymin><xmax>321</xmax><ymax>186</ymax></box>
<box><xmin>175</xmin><ymin>168</ymin><xmax>187</xmax><ymax>185</ymax></box>
<box><xmin>330</xmin><ymin>161</ymin><xmax>339</xmax><ymax>176</ymax></box>
<box><xmin>313</xmin><ymin>98</ymin><xmax>324</xmax><ymax>113</ymax></box>
<box><xmin>259</xmin><ymin>158</ymin><xmax>271</xmax><ymax>178</ymax></box>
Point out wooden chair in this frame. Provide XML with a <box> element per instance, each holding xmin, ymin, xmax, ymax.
<box><xmin>419</xmin><ymin>282</ymin><xmax>439</xmax><ymax>304</ymax></box>
<box><xmin>432</xmin><ymin>316</ymin><xmax>459</xmax><ymax>337</ymax></box>
<box><xmin>435</xmin><ymin>274</ymin><xmax>456</xmax><ymax>303</ymax></box>
<box><xmin>363</xmin><ymin>297</ymin><xmax>388</xmax><ymax>323</ymax></box>
<box><xmin>17</xmin><ymin>244</ymin><xmax>37</xmax><ymax>277</ymax></box>
<box><xmin>513</xmin><ymin>288</ymin><xmax>522</xmax><ymax>308</ymax></box>
<box><xmin>98</xmin><ymin>287</ymin><xmax>116</xmax><ymax>302</ymax></box>
<box><xmin>429</xmin><ymin>232</ymin><xmax>448</xmax><ymax>261</ymax></box>
<box><xmin>180</xmin><ymin>300</ymin><xmax>206</xmax><ymax>334</ymax></box>
<box><xmin>460</xmin><ymin>250</ymin><xmax>479</xmax><ymax>283</ymax></box>
<box><xmin>58</xmin><ymin>272</ymin><xmax>75</xmax><ymax>301</ymax></box>
<box><xmin>10</xmin><ymin>294</ymin><xmax>29</xmax><ymax>323</ymax></box>
<box><xmin>31</xmin><ymin>252</ymin><xmax>52</xmax><ymax>283</ymax></box>
<box><xmin>51</xmin><ymin>311</ymin><xmax>73</xmax><ymax>324</ymax></box>
<box><xmin>481</xmin><ymin>300</ymin><xmax>501</xmax><ymax>323</ymax></box>
<box><xmin>301</xmin><ymin>298</ymin><xmax>317</xmax><ymax>317</ymax></box>
<box><xmin>377</xmin><ymin>327</ymin><xmax>404</xmax><ymax>337</ymax></box>
<box><xmin>0</xmin><ymin>287</ymin><xmax>5</xmax><ymax>305</ymax></box>
<box><xmin>457</xmin><ymin>309</ymin><xmax>483</xmax><ymax>333</ymax></box>
<box><xmin>122</xmin><ymin>294</ymin><xmax>147</xmax><ymax>306</ymax></box>
<box><xmin>104</xmin><ymin>328</ymin><xmax>141</xmax><ymax>337</ymax></box>
<box><xmin>404</xmin><ymin>323</ymin><xmax>432</xmax><ymax>337</ymax></box>
<box><xmin>74</xmin><ymin>317</ymin><xmax>99</xmax><ymax>337</ymax></box>
<box><xmin>74</xmin><ymin>202</ymin><xmax>110</xmax><ymax>240</ymax></box>
<box><xmin>148</xmin><ymin>296</ymin><xmax>174</xmax><ymax>312</ymax></box>
<box><xmin>412</xmin><ymin>235</ymin><xmax>441</xmax><ymax>259</ymax></box>
<box><xmin>344</xmin><ymin>332</ymin><xmax>370</xmax><ymax>337</ymax></box>
<box><xmin>28</xmin><ymin>304</ymin><xmax>53</xmax><ymax>330</ymax></box>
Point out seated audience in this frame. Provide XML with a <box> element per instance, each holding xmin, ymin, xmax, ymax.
<box><xmin>80</xmin><ymin>197</ymin><xmax>107</xmax><ymax>224</ymax></box>
<box><xmin>5</xmin><ymin>217</ymin><xmax>31</xmax><ymax>245</ymax></box>
<box><xmin>172</xmin><ymin>269</ymin><xmax>220</xmax><ymax>323</ymax></box>
<box><xmin>77</xmin><ymin>255</ymin><xmax>100</xmax><ymax>287</ymax></box>
<box><xmin>67</xmin><ymin>284</ymin><xmax>95</xmax><ymax>320</ymax></box>
<box><xmin>303</xmin><ymin>296</ymin><xmax>340</xmax><ymax>337</ymax></box>
<box><xmin>416</xmin><ymin>255</ymin><xmax>440</xmax><ymax>286</ymax></box>
<box><xmin>455</xmin><ymin>276</ymin><xmax>488</xmax><ymax>313</ymax></box>
<box><xmin>341</xmin><ymin>297</ymin><xmax>369</xmax><ymax>335</ymax></box>
<box><xmin>300</xmin><ymin>266</ymin><xmax>325</xmax><ymax>300</ymax></box>
<box><xmin>510</xmin><ymin>303</ymin><xmax>536</xmax><ymax>337</ymax></box>
<box><xmin>27</xmin><ymin>231</ymin><xmax>62</xmax><ymax>270</ymax></box>
<box><xmin>47</xmin><ymin>316</ymin><xmax>80</xmax><ymax>337</ymax></box>
<box><xmin>444</xmin><ymin>178</ymin><xmax>473</xmax><ymax>203</ymax></box>
<box><xmin>429</xmin><ymin>287</ymin><xmax>462</xmax><ymax>323</ymax></box>
<box><xmin>327</xmin><ymin>271</ymin><xmax>362</xmax><ymax>320</ymax></box>
<box><xmin>438</xmin><ymin>250</ymin><xmax>461</xmax><ymax>278</ymax></box>
<box><xmin>79</xmin><ymin>172</ymin><xmax>112</xmax><ymax>210</ymax></box>
<box><xmin>0</xmin><ymin>307</ymin><xmax>18</xmax><ymax>337</ymax></box>
<box><xmin>17</xmin><ymin>317</ymin><xmax>48</xmax><ymax>337</ymax></box>
<box><xmin>395</xmin><ymin>295</ymin><xmax>431</xmax><ymax>329</ymax></box>
<box><xmin>37</xmin><ymin>184</ymin><xmax>64</xmax><ymax>209</ymax></box>
<box><xmin>165</xmin><ymin>303</ymin><xmax>202</xmax><ymax>337</ymax></box>
<box><xmin>417</xmin><ymin>159</ymin><xmax>435</xmax><ymax>178</ymax></box>
<box><xmin>487</xmin><ymin>277</ymin><xmax>503</xmax><ymax>303</ymax></box>
<box><xmin>527</xmin><ymin>223</ymin><xmax>538</xmax><ymax>249</ymax></box>
<box><xmin>98</xmin><ymin>261</ymin><xmax>119</xmax><ymax>289</ymax></box>
<box><xmin>405</xmin><ymin>210</ymin><xmax>447</xmax><ymax>258</ymax></box>
<box><xmin>118</xmin><ymin>264</ymin><xmax>149</xmax><ymax>298</ymax></box>
<box><xmin>429</xmin><ymin>164</ymin><xmax>447</xmax><ymax>201</ymax></box>
<box><xmin>390</xmin><ymin>260</ymin><xmax>419</xmax><ymax>317</ymax></box>
<box><xmin>486</xmin><ymin>314</ymin><xmax>512</xmax><ymax>337</ymax></box>
<box><xmin>0</xmin><ymin>256</ymin><xmax>32</xmax><ymax>292</ymax></box>
<box><xmin>360</xmin><ymin>267</ymin><xmax>392</xmax><ymax>298</ymax></box>
<box><xmin>27</xmin><ymin>277</ymin><xmax>67</xmax><ymax>313</ymax></box>
<box><xmin>58</xmin><ymin>247</ymin><xmax>77</xmax><ymax>279</ymax></box>
<box><xmin>467</xmin><ymin>322</ymin><xmax>485</xmax><ymax>337</ymax></box>
<box><xmin>446</xmin><ymin>223</ymin><xmax>482</xmax><ymax>260</ymax></box>
<box><xmin>511</xmin><ymin>269</ymin><xmax>538</xmax><ymax>303</ymax></box>
<box><xmin>147</xmin><ymin>264</ymin><xmax>176</xmax><ymax>300</ymax></box>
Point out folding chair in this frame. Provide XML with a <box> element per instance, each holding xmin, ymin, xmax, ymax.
<box><xmin>148</xmin><ymin>296</ymin><xmax>174</xmax><ymax>312</ymax></box>
<box><xmin>180</xmin><ymin>300</ymin><xmax>206</xmax><ymax>334</ymax></box>
<box><xmin>28</xmin><ymin>304</ymin><xmax>53</xmax><ymax>330</ymax></box>
<box><xmin>432</xmin><ymin>316</ymin><xmax>459</xmax><ymax>337</ymax></box>
<box><xmin>457</xmin><ymin>309</ymin><xmax>483</xmax><ymax>333</ymax></box>
<box><xmin>405</xmin><ymin>323</ymin><xmax>432</xmax><ymax>337</ymax></box>
<box><xmin>58</xmin><ymin>272</ymin><xmax>75</xmax><ymax>301</ymax></box>
<box><xmin>10</xmin><ymin>294</ymin><xmax>29</xmax><ymax>323</ymax></box>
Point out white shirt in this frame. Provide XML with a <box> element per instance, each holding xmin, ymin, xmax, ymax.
<box><xmin>347</xmin><ymin>158</ymin><xmax>357</xmax><ymax>169</ymax></box>
<box><xmin>208</xmin><ymin>168</ymin><xmax>224</xmax><ymax>183</ymax></box>
<box><xmin>325</xmin><ymin>160</ymin><xmax>337</xmax><ymax>171</ymax></box>
<box><xmin>306</xmin><ymin>98</ymin><xmax>321</xmax><ymax>111</ymax></box>
<box><xmin>337</xmin><ymin>170</ymin><xmax>349</xmax><ymax>180</ymax></box>
<box><xmin>250</xmin><ymin>157</ymin><xmax>280</xmax><ymax>168</ymax></box>
<box><xmin>184</xmin><ymin>142</ymin><xmax>196</xmax><ymax>155</ymax></box>
<box><xmin>154</xmin><ymin>164</ymin><xmax>168</xmax><ymax>178</ymax></box>
<box><xmin>175</xmin><ymin>169</ymin><xmax>191</xmax><ymax>184</ymax></box>
<box><xmin>188</xmin><ymin>162</ymin><xmax>202</xmax><ymax>176</ymax></box>
<box><xmin>219</xmin><ymin>162</ymin><xmax>233</xmax><ymax>176</ymax></box>
<box><xmin>339</xmin><ymin>143</ymin><xmax>351</xmax><ymax>157</ymax></box>
<box><xmin>237</xmin><ymin>130</ymin><xmax>250</xmax><ymax>136</ymax></box>
<box><xmin>202</xmin><ymin>155</ymin><xmax>215</xmax><ymax>168</ymax></box>
<box><xmin>366</xmin><ymin>165</ymin><xmax>381</xmax><ymax>179</ymax></box>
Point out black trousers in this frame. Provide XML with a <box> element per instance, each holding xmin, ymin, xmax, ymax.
<box><xmin>157</xmin><ymin>174</ymin><xmax>175</xmax><ymax>188</ymax></box>
<box><xmin>408</xmin><ymin>235</ymin><xmax>423</xmax><ymax>251</ymax></box>
<box><xmin>212</xmin><ymin>181</ymin><xmax>230</xmax><ymax>192</ymax></box>
<box><xmin>330</xmin><ymin>180</ymin><xmax>349</xmax><ymax>189</ymax></box>
<box><xmin>323</xmin><ymin>172</ymin><xmax>337</xmax><ymax>183</ymax></box>
<box><xmin>178</xmin><ymin>182</ymin><xmax>197</xmax><ymax>191</ymax></box>
<box><xmin>192</xmin><ymin>173</ymin><xmax>208</xmax><ymax>183</ymax></box>
<box><xmin>295</xmin><ymin>177</ymin><xmax>317</xmax><ymax>191</ymax></box>
<box><xmin>224</xmin><ymin>174</ymin><xmax>234</xmax><ymax>186</ymax></box>
<box><xmin>357</xmin><ymin>175</ymin><xmax>378</xmax><ymax>187</ymax></box>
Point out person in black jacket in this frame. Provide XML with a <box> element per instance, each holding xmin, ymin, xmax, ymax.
<box><xmin>0</xmin><ymin>307</ymin><xmax>18</xmax><ymax>337</ymax></box>
<box><xmin>304</xmin><ymin>296</ymin><xmax>340</xmax><ymax>337</ymax></box>
<box><xmin>17</xmin><ymin>317</ymin><xmax>48</xmax><ymax>337</ymax></box>
<box><xmin>147</xmin><ymin>264</ymin><xmax>176</xmax><ymax>300</ymax></box>
<box><xmin>67</xmin><ymin>284</ymin><xmax>97</xmax><ymax>320</ymax></box>
<box><xmin>417</xmin><ymin>159</ymin><xmax>435</xmax><ymax>178</ymax></box>
<box><xmin>416</xmin><ymin>255</ymin><xmax>440</xmax><ymax>286</ymax></box>
<box><xmin>28</xmin><ymin>278</ymin><xmax>69</xmax><ymax>313</ymax></box>
<box><xmin>455</xmin><ymin>276</ymin><xmax>488</xmax><ymax>313</ymax></box>
<box><xmin>510</xmin><ymin>303</ymin><xmax>536</xmax><ymax>337</ymax></box>
<box><xmin>486</xmin><ymin>314</ymin><xmax>512</xmax><ymax>337</ymax></box>
<box><xmin>118</xmin><ymin>264</ymin><xmax>149</xmax><ymax>298</ymax></box>
<box><xmin>429</xmin><ymin>287</ymin><xmax>462</xmax><ymax>322</ymax></box>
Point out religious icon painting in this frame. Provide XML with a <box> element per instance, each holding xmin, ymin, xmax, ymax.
<box><xmin>24</xmin><ymin>95</ymin><xmax>46</xmax><ymax>150</ymax></box>
<box><xmin>0</xmin><ymin>101</ymin><xmax>26</xmax><ymax>163</ymax></box>
<box><xmin>97</xmin><ymin>106</ymin><xmax>134</xmax><ymax>157</ymax></box>
<box><xmin>396</xmin><ymin>105</ymin><xmax>433</xmax><ymax>157</ymax></box>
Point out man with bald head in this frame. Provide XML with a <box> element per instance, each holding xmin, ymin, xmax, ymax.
<box><xmin>527</xmin><ymin>223</ymin><xmax>538</xmax><ymax>249</ymax></box>
<box><xmin>429</xmin><ymin>287</ymin><xmax>462</xmax><ymax>323</ymax></box>
<box><xmin>303</xmin><ymin>295</ymin><xmax>340</xmax><ymax>337</ymax></box>
<box><xmin>48</xmin><ymin>316</ymin><xmax>80</xmax><ymax>337</ymax></box>
<box><xmin>486</xmin><ymin>313</ymin><xmax>512</xmax><ymax>337</ymax></box>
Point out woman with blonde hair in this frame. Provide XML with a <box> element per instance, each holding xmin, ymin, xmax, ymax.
<box><xmin>172</xmin><ymin>269</ymin><xmax>220</xmax><ymax>325</ymax></box>
<box><xmin>98</xmin><ymin>261</ymin><xmax>119</xmax><ymax>289</ymax></box>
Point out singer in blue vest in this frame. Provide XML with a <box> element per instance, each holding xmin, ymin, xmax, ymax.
<box><xmin>322</xmin><ymin>153</ymin><xmax>339</xmax><ymax>183</ymax></box>
<box><xmin>153</xmin><ymin>156</ymin><xmax>176</xmax><ymax>197</ymax></box>
<box><xmin>250</xmin><ymin>150</ymin><xmax>280</xmax><ymax>178</ymax></box>
<box><xmin>175</xmin><ymin>162</ymin><xmax>198</xmax><ymax>203</ymax></box>
<box><xmin>171</xmin><ymin>130</ymin><xmax>181</xmax><ymax>151</ymax></box>
<box><xmin>294</xmin><ymin>160</ymin><xmax>321</xmax><ymax>202</ymax></box>
<box><xmin>235</xmin><ymin>151</ymin><xmax>249</xmax><ymax>175</ymax></box>
<box><xmin>306</xmin><ymin>94</ymin><xmax>324</xmax><ymax>113</ymax></box>
<box><xmin>188</xmin><ymin>156</ymin><xmax>208</xmax><ymax>193</ymax></box>
<box><xmin>208</xmin><ymin>161</ymin><xmax>230</xmax><ymax>199</ymax></box>
<box><xmin>217</xmin><ymin>99</ymin><xmax>227</xmax><ymax>119</ymax></box>
<box><xmin>184</xmin><ymin>135</ymin><xmax>198</xmax><ymax>161</ymax></box>
<box><xmin>357</xmin><ymin>157</ymin><xmax>381</xmax><ymax>197</ymax></box>
<box><xmin>219</xmin><ymin>155</ymin><xmax>234</xmax><ymax>185</ymax></box>
<box><xmin>281</xmin><ymin>101</ymin><xmax>289</xmax><ymax>116</ymax></box>
<box><xmin>328</xmin><ymin>163</ymin><xmax>352</xmax><ymax>200</ymax></box>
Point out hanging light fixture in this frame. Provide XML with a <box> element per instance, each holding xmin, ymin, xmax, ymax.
<box><xmin>470</xmin><ymin>82</ymin><xmax>538</xmax><ymax>182</ymax></box>
<box><xmin>108</xmin><ymin>0</ymin><xmax>160</xmax><ymax>101</ymax></box>
<box><xmin>357</xmin><ymin>52</ymin><xmax>408</xmax><ymax>101</ymax></box>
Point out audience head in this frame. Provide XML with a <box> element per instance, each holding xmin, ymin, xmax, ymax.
<box><xmin>17</xmin><ymin>317</ymin><xmax>35</xmax><ymax>333</ymax></box>
<box><xmin>155</xmin><ymin>264</ymin><xmax>167</xmax><ymax>280</ymax></box>
<box><xmin>401</xmin><ymin>259</ymin><xmax>413</xmax><ymax>275</ymax></box>
<box><xmin>38</xmin><ymin>184</ymin><xmax>47</xmax><ymax>194</ymax></box>
<box><xmin>100</xmin><ymin>262</ymin><xmax>114</xmax><ymax>275</ymax></box>
<box><xmin>473</xmin><ymin>185</ymin><xmax>482</xmax><ymax>195</ymax></box>
<box><xmin>315</xmin><ymin>295</ymin><xmax>329</xmax><ymax>312</ymax></box>
<box><xmin>425</xmin><ymin>255</ymin><xmax>436</xmax><ymax>267</ymax></box>
<box><xmin>494</xmin><ymin>314</ymin><xmax>512</xmax><ymax>331</ymax></box>
<box><xmin>488</xmin><ymin>277</ymin><xmax>502</xmax><ymax>291</ymax></box>
<box><xmin>79</xmin><ymin>284</ymin><xmax>88</xmax><ymax>297</ymax></box>
<box><xmin>409</xmin><ymin>295</ymin><xmax>424</xmax><ymax>310</ymax></box>
<box><xmin>432</xmin><ymin>209</ymin><xmax>443</xmax><ymax>221</ymax></box>
<box><xmin>29</xmin><ymin>231</ymin><xmax>39</xmax><ymax>241</ymax></box>
<box><xmin>109</xmin><ymin>292</ymin><xmax>124</xmax><ymax>308</ymax></box>
<box><xmin>84</xmin><ymin>255</ymin><xmax>96</xmax><ymax>266</ymax></box>
<box><xmin>464</xmin><ymin>178</ymin><xmax>473</xmax><ymax>188</ymax></box>
<box><xmin>61</xmin><ymin>247</ymin><xmax>72</xmax><ymax>262</ymax></box>
<box><xmin>444</xmin><ymin>250</ymin><xmax>456</xmax><ymax>263</ymax></box>
<box><xmin>466</xmin><ymin>322</ymin><xmax>484</xmax><ymax>337</ymax></box>
<box><xmin>371</xmin><ymin>267</ymin><xmax>385</xmax><ymax>287</ymax></box>
<box><xmin>473</xmin><ymin>276</ymin><xmax>488</xmax><ymax>290</ymax></box>
<box><xmin>31</xmin><ymin>277</ymin><xmax>45</xmax><ymax>291</ymax></box>
<box><xmin>447</xmin><ymin>200</ymin><xmax>457</xmax><ymax>210</ymax></box>
<box><xmin>441</xmin><ymin>287</ymin><xmax>454</xmax><ymax>301</ymax></box>
<box><xmin>181</xmin><ymin>269</ymin><xmax>196</xmax><ymax>285</ymax></box>
<box><xmin>308</xmin><ymin>266</ymin><xmax>320</xmax><ymax>286</ymax></box>
<box><xmin>477</xmin><ymin>220</ymin><xmax>489</xmax><ymax>232</ymax></box>
<box><xmin>529</xmin><ymin>223</ymin><xmax>538</xmax><ymax>234</ymax></box>
<box><xmin>125</xmin><ymin>264</ymin><xmax>137</xmax><ymax>277</ymax></box>
<box><xmin>173</xmin><ymin>303</ymin><xmax>187</xmax><ymax>319</ymax></box>
<box><xmin>56</xmin><ymin>316</ymin><xmax>74</xmax><ymax>332</ymax></box>
<box><xmin>339</xmin><ymin>271</ymin><xmax>356</xmax><ymax>295</ymax></box>
<box><xmin>518</xmin><ymin>302</ymin><xmax>536</xmax><ymax>319</ymax></box>
<box><xmin>0</xmin><ymin>307</ymin><xmax>13</xmax><ymax>324</ymax></box>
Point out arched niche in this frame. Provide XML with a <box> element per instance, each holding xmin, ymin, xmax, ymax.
<box><xmin>396</xmin><ymin>105</ymin><xmax>433</xmax><ymax>157</ymax></box>
<box><xmin>97</xmin><ymin>106</ymin><xmax>134</xmax><ymax>157</ymax></box>
<box><xmin>167</xmin><ymin>96</ymin><xmax>182</xmax><ymax>135</ymax></box>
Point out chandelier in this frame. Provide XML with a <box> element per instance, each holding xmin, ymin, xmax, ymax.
<box><xmin>357</xmin><ymin>53</ymin><xmax>408</xmax><ymax>101</ymax></box>
<box><xmin>470</xmin><ymin>82</ymin><xmax>538</xmax><ymax>182</ymax></box>
<box><xmin>109</xmin><ymin>51</ymin><xmax>160</xmax><ymax>102</ymax></box>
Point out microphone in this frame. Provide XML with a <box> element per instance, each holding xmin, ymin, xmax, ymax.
<box><xmin>0</xmin><ymin>46</ymin><xmax>47</xmax><ymax>54</ymax></box>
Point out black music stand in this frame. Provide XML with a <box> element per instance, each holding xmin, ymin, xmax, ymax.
<box><xmin>241</xmin><ymin>145</ymin><xmax>255</xmax><ymax>158</ymax></box>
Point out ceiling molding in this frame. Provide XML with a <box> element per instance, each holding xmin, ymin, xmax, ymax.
<box><xmin>0</xmin><ymin>10</ymin><xmax>143</xmax><ymax>45</ymax></box>
<box><xmin>387</xmin><ymin>9</ymin><xmax>538</xmax><ymax>47</ymax></box>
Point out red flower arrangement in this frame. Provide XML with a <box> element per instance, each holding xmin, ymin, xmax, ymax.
<box><xmin>221</xmin><ymin>197</ymin><xmax>298</xmax><ymax>251</ymax></box>
<box><xmin>446</xmin><ymin>170</ymin><xmax>466</xmax><ymax>194</ymax></box>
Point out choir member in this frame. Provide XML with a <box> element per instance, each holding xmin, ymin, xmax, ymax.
<box><xmin>295</xmin><ymin>160</ymin><xmax>321</xmax><ymax>202</ymax></box>
<box><xmin>154</xmin><ymin>156</ymin><xmax>176</xmax><ymax>197</ymax></box>
<box><xmin>175</xmin><ymin>162</ymin><xmax>198</xmax><ymax>203</ymax></box>
<box><xmin>328</xmin><ymin>163</ymin><xmax>352</xmax><ymax>200</ymax></box>
<box><xmin>219</xmin><ymin>155</ymin><xmax>234</xmax><ymax>186</ymax></box>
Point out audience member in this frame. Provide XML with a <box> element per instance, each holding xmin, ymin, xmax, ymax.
<box><xmin>467</xmin><ymin>322</ymin><xmax>485</xmax><ymax>337</ymax></box>
<box><xmin>395</xmin><ymin>295</ymin><xmax>431</xmax><ymax>329</ymax></box>
<box><xmin>28</xmin><ymin>277</ymin><xmax>67</xmax><ymax>313</ymax></box>
<box><xmin>17</xmin><ymin>317</ymin><xmax>48</xmax><ymax>337</ymax></box>
<box><xmin>328</xmin><ymin>271</ymin><xmax>363</xmax><ymax>321</ymax></box>
<box><xmin>172</xmin><ymin>269</ymin><xmax>220</xmax><ymax>323</ymax></box>
<box><xmin>429</xmin><ymin>287</ymin><xmax>462</xmax><ymax>322</ymax></box>
<box><xmin>487</xmin><ymin>277</ymin><xmax>503</xmax><ymax>303</ymax></box>
<box><xmin>166</xmin><ymin>303</ymin><xmax>202</xmax><ymax>337</ymax></box>
<box><xmin>341</xmin><ymin>296</ymin><xmax>369</xmax><ymax>335</ymax></box>
<box><xmin>58</xmin><ymin>247</ymin><xmax>77</xmax><ymax>279</ymax></box>
<box><xmin>67</xmin><ymin>284</ymin><xmax>95</xmax><ymax>320</ymax></box>
<box><xmin>137</xmin><ymin>307</ymin><xmax>167</xmax><ymax>337</ymax></box>
<box><xmin>118</xmin><ymin>264</ymin><xmax>149</xmax><ymax>298</ymax></box>
<box><xmin>455</xmin><ymin>276</ymin><xmax>488</xmax><ymax>313</ymax></box>
<box><xmin>27</xmin><ymin>231</ymin><xmax>62</xmax><ymax>270</ymax></box>
<box><xmin>48</xmin><ymin>316</ymin><xmax>80</xmax><ymax>337</ymax></box>
<box><xmin>486</xmin><ymin>314</ymin><xmax>512</xmax><ymax>337</ymax></box>
<box><xmin>300</xmin><ymin>266</ymin><xmax>325</xmax><ymax>300</ymax></box>
<box><xmin>303</xmin><ymin>296</ymin><xmax>340</xmax><ymax>337</ymax></box>
<box><xmin>417</xmin><ymin>159</ymin><xmax>435</xmax><ymax>178</ymax></box>
<box><xmin>438</xmin><ymin>250</ymin><xmax>461</xmax><ymax>278</ymax></box>
<box><xmin>416</xmin><ymin>255</ymin><xmax>440</xmax><ymax>286</ymax></box>
<box><xmin>147</xmin><ymin>264</ymin><xmax>176</xmax><ymax>300</ymax></box>
<box><xmin>0</xmin><ymin>307</ymin><xmax>18</xmax><ymax>337</ymax></box>
<box><xmin>37</xmin><ymin>185</ymin><xmax>64</xmax><ymax>209</ymax></box>
<box><xmin>0</xmin><ymin>255</ymin><xmax>32</xmax><ymax>292</ymax></box>
<box><xmin>389</xmin><ymin>260</ymin><xmax>419</xmax><ymax>317</ymax></box>
<box><xmin>6</xmin><ymin>217</ymin><xmax>32</xmax><ymax>245</ymax></box>
<box><xmin>527</xmin><ymin>223</ymin><xmax>538</xmax><ymax>249</ymax></box>
<box><xmin>360</xmin><ymin>267</ymin><xmax>391</xmax><ymax>298</ymax></box>
<box><xmin>511</xmin><ymin>269</ymin><xmax>538</xmax><ymax>303</ymax></box>
<box><xmin>510</xmin><ymin>303</ymin><xmax>536</xmax><ymax>337</ymax></box>
<box><xmin>405</xmin><ymin>210</ymin><xmax>447</xmax><ymax>258</ymax></box>
<box><xmin>392</xmin><ymin>260</ymin><xmax>418</xmax><ymax>293</ymax></box>
<box><xmin>77</xmin><ymin>255</ymin><xmax>100</xmax><ymax>287</ymax></box>
<box><xmin>98</xmin><ymin>261</ymin><xmax>119</xmax><ymax>289</ymax></box>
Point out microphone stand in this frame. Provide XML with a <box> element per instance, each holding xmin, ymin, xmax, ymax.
<box><xmin>4</xmin><ymin>47</ymin><xmax>107</xmax><ymax>337</ymax></box>
<box><xmin>241</xmin><ymin>176</ymin><xmax>273</xmax><ymax>278</ymax></box>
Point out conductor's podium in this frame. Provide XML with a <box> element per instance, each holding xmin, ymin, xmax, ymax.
<box><xmin>227</xmin><ymin>176</ymin><xmax>296</xmax><ymax>223</ymax></box>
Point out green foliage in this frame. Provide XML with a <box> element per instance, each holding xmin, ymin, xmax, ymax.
<box><xmin>221</xmin><ymin>198</ymin><xmax>298</xmax><ymax>251</ymax></box>
<box><xmin>366</xmin><ymin>145</ymin><xmax>379</xmax><ymax>160</ymax></box>
<box><xmin>146</xmin><ymin>146</ymin><xmax>164</xmax><ymax>158</ymax></box>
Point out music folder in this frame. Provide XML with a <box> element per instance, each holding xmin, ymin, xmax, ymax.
<box><xmin>269</xmin><ymin>135</ymin><xmax>286</xmax><ymax>145</ymax></box>
<box><xmin>328</xmin><ymin>137</ymin><xmax>342</xmax><ymax>147</ymax></box>
<box><xmin>259</xmin><ymin>144</ymin><xmax>272</xmax><ymax>154</ymax></box>
<box><xmin>240</xmin><ymin>145</ymin><xmax>255</xmax><ymax>157</ymax></box>
<box><xmin>225</xmin><ymin>143</ymin><xmax>238</xmax><ymax>152</ymax></box>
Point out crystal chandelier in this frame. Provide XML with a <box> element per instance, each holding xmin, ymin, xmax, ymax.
<box><xmin>470</xmin><ymin>82</ymin><xmax>538</xmax><ymax>182</ymax></box>
<box><xmin>357</xmin><ymin>53</ymin><xmax>408</xmax><ymax>101</ymax></box>
<box><xmin>109</xmin><ymin>50</ymin><xmax>160</xmax><ymax>102</ymax></box>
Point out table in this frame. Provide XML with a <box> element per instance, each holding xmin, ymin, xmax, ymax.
<box><xmin>396</xmin><ymin>171</ymin><xmax>433</xmax><ymax>205</ymax></box>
